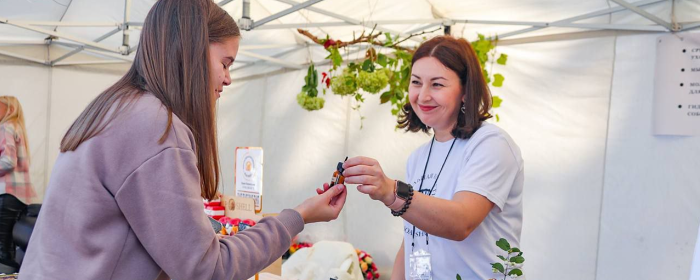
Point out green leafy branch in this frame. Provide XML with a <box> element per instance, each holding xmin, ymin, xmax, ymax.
<box><xmin>493</xmin><ymin>238</ymin><xmax>524</xmax><ymax>279</ymax></box>
<box><xmin>471</xmin><ymin>34</ymin><xmax>507</xmax><ymax>122</ymax></box>
<box><xmin>296</xmin><ymin>29</ymin><xmax>509</xmax><ymax>126</ymax></box>
<box><xmin>456</xmin><ymin>238</ymin><xmax>524</xmax><ymax>280</ymax></box>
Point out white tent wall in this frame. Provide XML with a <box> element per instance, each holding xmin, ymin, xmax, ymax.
<box><xmin>597</xmin><ymin>33</ymin><xmax>700</xmax><ymax>280</ymax></box>
<box><xmin>495</xmin><ymin>36</ymin><xmax>616</xmax><ymax>280</ymax></box>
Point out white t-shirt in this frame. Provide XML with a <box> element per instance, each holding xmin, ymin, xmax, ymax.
<box><xmin>402</xmin><ymin>123</ymin><xmax>524</xmax><ymax>280</ymax></box>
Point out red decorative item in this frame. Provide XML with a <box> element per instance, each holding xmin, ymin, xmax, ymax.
<box><xmin>242</xmin><ymin>219</ymin><xmax>256</xmax><ymax>226</ymax></box>
<box><xmin>287</xmin><ymin>240</ymin><xmax>313</xmax><ymax>256</ymax></box>
<box><xmin>218</xmin><ymin>216</ymin><xmax>232</xmax><ymax>225</ymax></box>
<box><xmin>204</xmin><ymin>200</ymin><xmax>220</xmax><ymax>207</ymax></box>
<box><xmin>204</xmin><ymin>205</ymin><xmax>225</xmax><ymax>220</ymax></box>
<box><xmin>321</xmin><ymin>72</ymin><xmax>331</xmax><ymax>89</ymax></box>
<box><xmin>203</xmin><ymin>195</ymin><xmax>222</xmax><ymax>206</ymax></box>
<box><xmin>356</xmin><ymin>249</ymin><xmax>379</xmax><ymax>279</ymax></box>
<box><xmin>323</xmin><ymin>39</ymin><xmax>336</xmax><ymax>49</ymax></box>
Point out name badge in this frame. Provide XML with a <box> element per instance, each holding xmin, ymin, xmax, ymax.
<box><xmin>409</xmin><ymin>249</ymin><xmax>432</xmax><ymax>280</ymax></box>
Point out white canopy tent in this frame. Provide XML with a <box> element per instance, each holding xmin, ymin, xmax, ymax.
<box><xmin>1</xmin><ymin>0</ymin><xmax>698</xmax><ymax>68</ymax></box>
<box><xmin>1</xmin><ymin>0</ymin><xmax>700</xmax><ymax>279</ymax></box>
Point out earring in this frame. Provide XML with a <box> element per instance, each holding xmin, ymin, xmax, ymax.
<box><xmin>460</xmin><ymin>104</ymin><xmax>466</xmax><ymax>113</ymax></box>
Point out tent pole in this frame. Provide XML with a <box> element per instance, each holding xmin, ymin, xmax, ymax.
<box><xmin>272</xmin><ymin>0</ymin><xmax>422</xmax><ymax>43</ymax></box>
<box><xmin>230</xmin><ymin>45</ymin><xmax>305</xmax><ymax>74</ymax></box>
<box><xmin>0</xmin><ymin>17</ymin><xmax>120</xmax><ymax>53</ymax></box>
<box><xmin>0</xmin><ymin>21</ymin><xmax>119</xmax><ymax>27</ymax></box>
<box><xmin>252</xmin><ymin>0</ymin><xmax>325</xmax><ymax>29</ymax></box>
<box><xmin>610</xmin><ymin>0</ymin><xmax>676</xmax><ymax>31</ymax></box>
<box><xmin>218</xmin><ymin>0</ymin><xmax>236</xmax><ymax>7</ymax></box>
<box><xmin>0</xmin><ymin>49</ymin><xmax>47</xmax><ymax>65</ymax></box>
<box><xmin>494</xmin><ymin>0</ymin><xmax>667</xmax><ymax>40</ymax></box>
<box><xmin>238</xmin><ymin>50</ymin><xmax>304</xmax><ymax>69</ymax></box>
<box><xmin>121</xmin><ymin>0</ymin><xmax>133</xmax><ymax>55</ymax></box>
<box><xmin>50</xmin><ymin>27</ymin><xmax>121</xmax><ymax>66</ymax></box>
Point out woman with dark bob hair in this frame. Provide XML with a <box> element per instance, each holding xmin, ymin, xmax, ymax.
<box><xmin>339</xmin><ymin>36</ymin><xmax>524</xmax><ymax>279</ymax></box>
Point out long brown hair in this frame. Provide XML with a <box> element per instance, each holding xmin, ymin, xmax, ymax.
<box><xmin>398</xmin><ymin>36</ymin><xmax>492</xmax><ymax>139</ymax></box>
<box><xmin>0</xmin><ymin>96</ymin><xmax>30</xmax><ymax>162</ymax></box>
<box><xmin>60</xmin><ymin>0</ymin><xmax>240</xmax><ymax>200</ymax></box>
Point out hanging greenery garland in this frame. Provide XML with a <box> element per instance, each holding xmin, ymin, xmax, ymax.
<box><xmin>296</xmin><ymin>27</ymin><xmax>509</xmax><ymax>123</ymax></box>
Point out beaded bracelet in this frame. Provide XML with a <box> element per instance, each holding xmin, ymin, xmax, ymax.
<box><xmin>391</xmin><ymin>185</ymin><xmax>413</xmax><ymax>217</ymax></box>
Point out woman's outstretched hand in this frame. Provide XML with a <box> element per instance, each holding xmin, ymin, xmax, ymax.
<box><xmin>295</xmin><ymin>183</ymin><xmax>347</xmax><ymax>223</ymax></box>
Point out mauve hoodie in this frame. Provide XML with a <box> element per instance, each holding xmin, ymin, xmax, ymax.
<box><xmin>19</xmin><ymin>94</ymin><xmax>304</xmax><ymax>280</ymax></box>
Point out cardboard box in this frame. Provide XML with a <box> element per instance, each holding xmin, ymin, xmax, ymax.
<box><xmin>260</xmin><ymin>257</ymin><xmax>282</xmax><ymax>275</ymax></box>
<box><xmin>221</xmin><ymin>195</ymin><xmax>262</xmax><ymax>221</ymax></box>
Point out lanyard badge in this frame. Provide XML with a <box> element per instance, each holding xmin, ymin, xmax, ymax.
<box><xmin>407</xmin><ymin>137</ymin><xmax>456</xmax><ymax>280</ymax></box>
<box><xmin>409</xmin><ymin>249</ymin><xmax>432</xmax><ymax>280</ymax></box>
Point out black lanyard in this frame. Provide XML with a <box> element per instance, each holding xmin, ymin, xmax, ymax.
<box><xmin>411</xmin><ymin>136</ymin><xmax>457</xmax><ymax>252</ymax></box>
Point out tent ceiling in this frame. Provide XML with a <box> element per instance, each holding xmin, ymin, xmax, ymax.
<box><xmin>0</xmin><ymin>0</ymin><xmax>698</xmax><ymax>75</ymax></box>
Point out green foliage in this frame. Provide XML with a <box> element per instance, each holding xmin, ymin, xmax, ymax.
<box><xmin>471</xmin><ymin>34</ymin><xmax>506</xmax><ymax>111</ymax></box>
<box><xmin>326</xmin><ymin>47</ymin><xmax>343</xmax><ymax>70</ymax></box>
<box><xmin>299</xmin><ymin>32</ymin><xmax>509</xmax><ymax>124</ymax></box>
<box><xmin>510</xmin><ymin>256</ymin><xmax>525</xmax><ymax>264</ymax></box>
<box><xmin>493</xmin><ymin>74</ymin><xmax>505</xmax><ymax>87</ymax></box>
<box><xmin>492</xmin><ymin>262</ymin><xmax>505</xmax><ymax>274</ymax></box>
<box><xmin>297</xmin><ymin>63</ymin><xmax>325</xmax><ymax>111</ymax></box>
<box><xmin>330</xmin><ymin>68</ymin><xmax>358</xmax><ymax>96</ymax></box>
<box><xmin>358</xmin><ymin>68</ymin><xmax>391</xmax><ymax>94</ymax></box>
<box><xmin>458</xmin><ymin>238</ymin><xmax>525</xmax><ymax>280</ymax></box>
<box><xmin>508</xmin><ymin>269</ymin><xmax>523</xmax><ymax>277</ymax></box>
<box><xmin>296</xmin><ymin>92</ymin><xmax>325</xmax><ymax>111</ymax></box>
<box><xmin>496</xmin><ymin>238</ymin><xmax>511</xmax><ymax>251</ymax></box>
<box><xmin>494</xmin><ymin>238</ymin><xmax>525</xmax><ymax>280</ymax></box>
<box><xmin>497</xmin><ymin>53</ymin><xmax>508</xmax><ymax>65</ymax></box>
<box><xmin>493</xmin><ymin>96</ymin><xmax>503</xmax><ymax>108</ymax></box>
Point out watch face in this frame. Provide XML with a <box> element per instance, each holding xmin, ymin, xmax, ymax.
<box><xmin>396</xmin><ymin>181</ymin><xmax>412</xmax><ymax>199</ymax></box>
